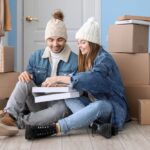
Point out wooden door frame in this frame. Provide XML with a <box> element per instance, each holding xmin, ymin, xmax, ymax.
<box><xmin>16</xmin><ymin>0</ymin><xmax>101</xmax><ymax>72</ymax></box>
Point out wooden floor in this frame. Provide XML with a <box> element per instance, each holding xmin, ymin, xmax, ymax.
<box><xmin>0</xmin><ymin>121</ymin><xmax>150</xmax><ymax>150</ymax></box>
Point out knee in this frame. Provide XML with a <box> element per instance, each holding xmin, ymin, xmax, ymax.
<box><xmin>17</xmin><ymin>81</ymin><xmax>35</xmax><ymax>88</ymax></box>
<box><xmin>55</xmin><ymin>101</ymin><xmax>69</xmax><ymax>117</ymax></box>
<box><xmin>92</xmin><ymin>101</ymin><xmax>112</xmax><ymax>113</ymax></box>
<box><xmin>17</xmin><ymin>81</ymin><xmax>27</xmax><ymax>86</ymax></box>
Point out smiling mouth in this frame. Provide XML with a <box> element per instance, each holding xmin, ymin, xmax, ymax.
<box><xmin>81</xmin><ymin>49</ymin><xmax>85</xmax><ymax>52</ymax></box>
<box><xmin>53</xmin><ymin>47</ymin><xmax>61</xmax><ymax>50</ymax></box>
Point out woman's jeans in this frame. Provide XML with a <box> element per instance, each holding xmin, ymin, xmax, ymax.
<box><xmin>58</xmin><ymin>97</ymin><xmax>112</xmax><ymax>134</ymax></box>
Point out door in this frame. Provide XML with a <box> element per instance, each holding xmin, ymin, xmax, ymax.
<box><xmin>23</xmin><ymin>0</ymin><xmax>101</xmax><ymax>69</ymax></box>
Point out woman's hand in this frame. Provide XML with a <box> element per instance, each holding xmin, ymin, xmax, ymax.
<box><xmin>42</xmin><ymin>76</ymin><xmax>71</xmax><ymax>87</ymax></box>
<box><xmin>18</xmin><ymin>71</ymin><xmax>33</xmax><ymax>83</ymax></box>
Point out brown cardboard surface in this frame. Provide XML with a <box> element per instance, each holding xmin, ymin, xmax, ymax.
<box><xmin>125</xmin><ymin>85</ymin><xmax>150</xmax><ymax>119</ymax></box>
<box><xmin>0</xmin><ymin>72</ymin><xmax>20</xmax><ymax>99</ymax></box>
<box><xmin>138</xmin><ymin>99</ymin><xmax>150</xmax><ymax>125</ymax></box>
<box><xmin>0</xmin><ymin>46</ymin><xmax>14</xmax><ymax>72</ymax></box>
<box><xmin>111</xmin><ymin>53</ymin><xmax>150</xmax><ymax>85</ymax></box>
<box><xmin>108</xmin><ymin>24</ymin><xmax>148</xmax><ymax>53</ymax></box>
<box><xmin>118</xmin><ymin>15</ymin><xmax>150</xmax><ymax>22</ymax></box>
<box><xmin>0</xmin><ymin>99</ymin><xmax>8</xmax><ymax>110</ymax></box>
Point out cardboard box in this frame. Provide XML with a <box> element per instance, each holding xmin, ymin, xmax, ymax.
<box><xmin>0</xmin><ymin>46</ymin><xmax>14</xmax><ymax>72</ymax></box>
<box><xmin>0</xmin><ymin>99</ymin><xmax>8</xmax><ymax>110</ymax></box>
<box><xmin>117</xmin><ymin>15</ymin><xmax>150</xmax><ymax>22</ymax></box>
<box><xmin>125</xmin><ymin>85</ymin><xmax>150</xmax><ymax>119</ymax></box>
<box><xmin>108</xmin><ymin>24</ymin><xmax>148</xmax><ymax>53</ymax></box>
<box><xmin>0</xmin><ymin>72</ymin><xmax>20</xmax><ymax>99</ymax></box>
<box><xmin>138</xmin><ymin>99</ymin><xmax>150</xmax><ymax>125</ymax></box>
<box><xmin>111</xmin><ymin>53</ymin><xmax>150</xmax><ymax>85</ymax></box>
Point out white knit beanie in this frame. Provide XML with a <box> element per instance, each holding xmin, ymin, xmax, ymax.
<box><xmin>45</xmin><ymin>10</ymin><xmax>67</xmax><ymax>41</ymax></box>
<box><xmin>75</xmin><ymin>17</ymin><xmax>100</xmax><ymax>45</ymax></box>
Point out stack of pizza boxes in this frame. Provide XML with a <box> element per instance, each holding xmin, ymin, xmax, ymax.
<box><xmin>0</xmin><ymin>45</ymin><xmax>19</xmax><ymax>109</ymax></box>
<box><xmin>108</xmin><ymin>15</ymin><xmax>150</xmax><ymax>125</ymax></box>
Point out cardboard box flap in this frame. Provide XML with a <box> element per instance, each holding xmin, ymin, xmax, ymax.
<box><xmin>118</xmin><ymin>15</ymin><xmax>150</xmax><ymax>22</ymax></box>
<box><xmin>108</xmin><ymin>24</ymin><xmax>148</xmax><ymax>53</ymax></box>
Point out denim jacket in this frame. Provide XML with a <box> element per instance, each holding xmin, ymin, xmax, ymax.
<box><xmin>26</xmin><ymin>47</ymin><xmax>78</xmax><ymax>86</ymax></box>
<box><xmin>71</xmin><ymin>48</ymin><xmax>129</xmax><ymax>129</ymax></box>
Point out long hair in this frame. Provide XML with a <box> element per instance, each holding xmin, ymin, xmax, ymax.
<box><xmin>78</xmin><ymin>42</ymin><xmax>101</xmax><ymax>72</ymax></box>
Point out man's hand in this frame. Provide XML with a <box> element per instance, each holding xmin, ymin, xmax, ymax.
<box><xmin>42</xmin><ymin>77</ymin><xmax>58</xmax><ymax>87</ymax></box>
<box><xmin>42</xmin><ymin>76</ymin><xmax>70</xmax><ymax>87</ymax></box>
<box><xmin>18</xmin><ymin>71</ymin><xmax>33</xmax><ymax>83</ymax></box>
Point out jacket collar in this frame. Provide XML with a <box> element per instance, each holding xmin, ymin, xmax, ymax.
<box><xmin>42</xmin><ymin>44</ymin><xmax>71</xmax><ymax>63</ymax></box>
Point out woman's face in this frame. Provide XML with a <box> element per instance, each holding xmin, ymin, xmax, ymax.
<box><xmin>77</xmin><ymin>40</ymin><xmax>90</xmax><ymax>55</ymax></box>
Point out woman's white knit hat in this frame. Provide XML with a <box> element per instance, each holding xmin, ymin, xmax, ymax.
<box><xmin>45</xmin><ymin>10</ymin><xmax>67</xmax><ymax>41</ymax></box>
<box><xmin>75</xmin><ymin>17</ymin><xmax>100</xmax><ymax>45</ymax></box>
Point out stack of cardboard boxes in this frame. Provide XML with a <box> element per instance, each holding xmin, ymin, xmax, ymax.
<box><xmin>108</xmin><ymin>15</ymin><xmax>150</xmax><ymax>125</ymax></box>
<box><xmin>0</xmin><ymin>46</ymin><xmax>19</xmax><ymax>109</ymax></box>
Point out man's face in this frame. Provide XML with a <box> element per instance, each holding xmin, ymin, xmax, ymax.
<box><xmin>47</xmin><ymin>37</ymin><xmax>66</xmax><ymax>53</ymax></box>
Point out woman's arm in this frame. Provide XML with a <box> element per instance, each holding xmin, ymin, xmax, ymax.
<box><xmin>70</xmin><ymin>62</ymin><xmax>112</xmax><ymax>94</ymax></box>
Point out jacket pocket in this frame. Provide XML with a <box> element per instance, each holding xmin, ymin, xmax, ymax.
<box><xmin>33</xmin><ymin>67</ymin><xmax>48</xmax><ymax>85</ymax></box>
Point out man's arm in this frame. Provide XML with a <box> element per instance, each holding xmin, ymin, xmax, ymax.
<box><xmin>41</xmin><ymin>76</ymin><xmax>71</xmax><ymax>87</ymax></box>
<box><xmin>18</xmin><ymin>71</ymin><xmax>33</xmax><ymax>83</ymax></box>
<box><xmin>19</xmin><ymin>52</ymin><xmax>35</xmax><ymax>83</ymax></box>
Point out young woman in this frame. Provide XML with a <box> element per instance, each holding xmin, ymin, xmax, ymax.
<box><xmin>25</xmin><ymin>17</ymin><xmax>129</xmax><ymax>140</ymax></box>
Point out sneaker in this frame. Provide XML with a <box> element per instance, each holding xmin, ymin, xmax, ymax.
<box><xmin>0</xmin><ymin>112</ymin><xmax>18</xmax><ymax>136</ymax></box>
<box><xmin>1</xmin><ymin>113</ymin><xmax>17</xmax><ymax>127</ymax></box>
<box><xmin>91</xmin><ymin>122</ymin><xmax>118</xmax><ymax>138</ymax></box>
<box><xmin>0</xmin><ymin>122</ymin><xmax>19</xmax><ymax>136</ymax></box>
<box><xmin>25</xmin><ymin>123</ymin><xmax>57</xmax><ymax>140</ymax></box>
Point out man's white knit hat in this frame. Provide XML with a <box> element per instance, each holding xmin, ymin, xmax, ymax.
<box><xmin>45</xmin><ymin>10</ymin><xmax>67</xmax><ymax>41</ymax></box>
<box><xmin>75</xmin><ymin>17</ymin><xmax>100</xmax><ymax>45</ymax></box>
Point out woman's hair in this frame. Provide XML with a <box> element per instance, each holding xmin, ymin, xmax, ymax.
<box><xmin>78</xmin><ymin>42</ymin><xmax>101</xmax><ymax>72</ymax></box>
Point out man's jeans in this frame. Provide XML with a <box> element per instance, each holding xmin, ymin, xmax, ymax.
<box><xmin>4</xmin><ymin>81</ymin><xmax>69</xmax><ymax>128</ymax></box>
<box><xmin>58</xmin><ymin>97</ymin><xmax>112</xmax><ymax>134</ymax></box>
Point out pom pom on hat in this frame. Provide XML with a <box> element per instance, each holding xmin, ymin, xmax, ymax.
<box><xmin>52</xmin><ymin>9</ymin><xmax>64</xmax><ymax>21</ymax></box>
<box><xmin>75</xmin><ymin>17</ymin><xmax>100</xmax><ymax>45</ymax></box>
<box><xmin>45</xmin><ymin>9</ymin><xmax>67</xmax><ymax>41</ymax></box>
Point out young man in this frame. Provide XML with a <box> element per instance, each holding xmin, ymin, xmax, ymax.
<box><xmin>0</xmin><ymin>10</ymin><xmax>77</xmax><ymax>136</ymax></box>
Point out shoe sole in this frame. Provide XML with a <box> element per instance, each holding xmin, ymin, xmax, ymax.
<box><xmin>0</xmin><ymin>122</ymin><xmax>19</xmax><ymax>136</ymax></box>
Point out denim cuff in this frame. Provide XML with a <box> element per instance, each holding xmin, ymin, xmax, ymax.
<box><xmin>58</xmin><ymin>119</ymin><xmax>69</xmax><ymax>134</ymax></box>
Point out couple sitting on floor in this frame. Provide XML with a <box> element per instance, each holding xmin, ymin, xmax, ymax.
<box><xmin>0</xmin><ymin>9</ymin><xmax>130</xmax><ymax>140</ymax></box>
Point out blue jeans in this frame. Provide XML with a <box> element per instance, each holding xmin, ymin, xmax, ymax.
<box><xmin>58</xmin><ymin>97</ymin><xmax>112</xmax><ymax>134</ymax></box>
